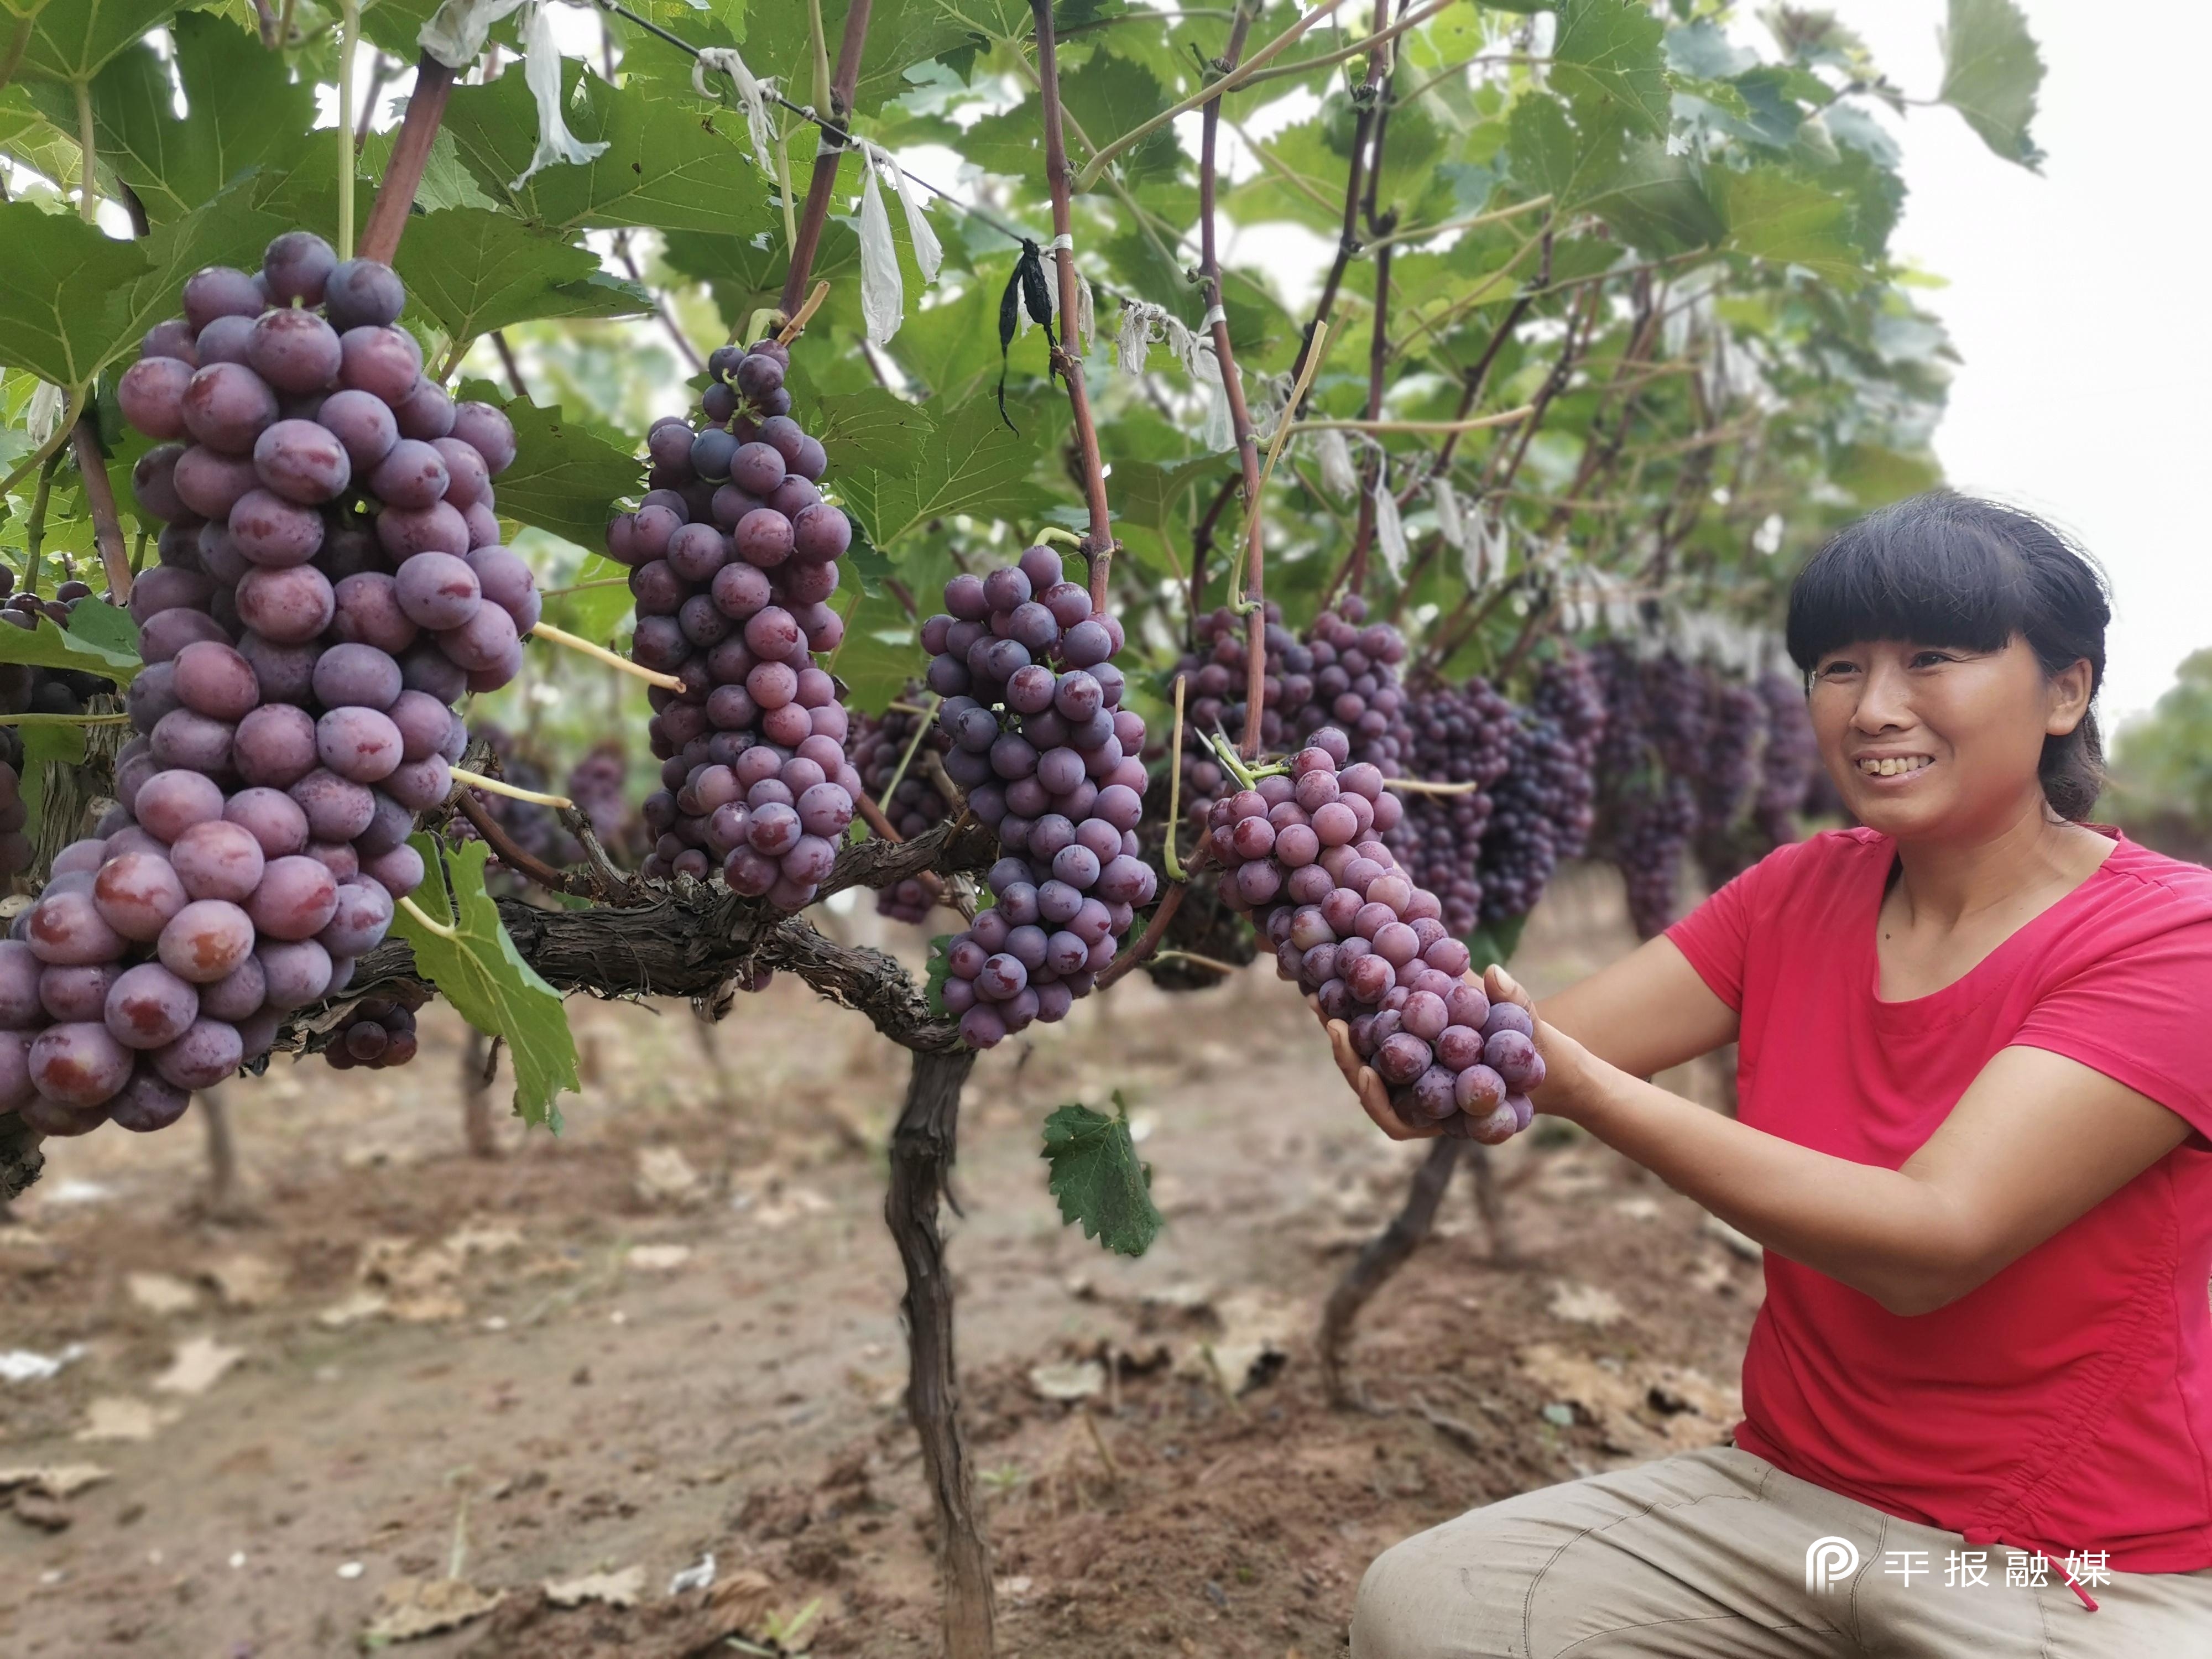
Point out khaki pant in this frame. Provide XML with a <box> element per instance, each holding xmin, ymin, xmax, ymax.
<box><xmin>1351</xmin><ymin>1445</ymin><xmax>2212</xmax><ymax>1657</ymax></box>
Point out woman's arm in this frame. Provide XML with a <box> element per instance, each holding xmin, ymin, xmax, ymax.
<box><xmin>1533</xmin><ymin>934</ymin><xmax>1739</xmax><ymax>1080</ymax></box>
<box><xmin>1502</xmin><ymin>969</ymin><xmax>2196</xmax><ymax>1316</ymax></box>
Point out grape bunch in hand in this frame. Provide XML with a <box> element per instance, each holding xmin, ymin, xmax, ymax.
<box><xmin>924</xmin><ymin>547</ymin><xmax>1156</xmax><ymax>1047</ymax></box>
<box><xmin>1200</xmin><ymin>731</ymin><xmax>1542</xmax><ymax>1142</ymax></box>
<box><xmin>0</xmin><ymin>231</ymin><xmax>528</xmax><ymax>1137</ymax></box>
<box><xmin>607</xmin><ymin>337</ymin><xmax>865</xmax><ymax>909</ymax></box>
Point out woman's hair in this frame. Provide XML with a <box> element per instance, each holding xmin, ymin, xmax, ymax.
<box><xmin>1785</xmin><ymin>491</ymin><xmax>2110</xmax><ymax>820</ymax></box>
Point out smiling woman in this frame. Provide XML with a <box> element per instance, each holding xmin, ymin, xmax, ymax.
<box><xmin>1343</xmin><ymin>493</ymin><xmax>2212</xmax><ymax>1658</ymax></box>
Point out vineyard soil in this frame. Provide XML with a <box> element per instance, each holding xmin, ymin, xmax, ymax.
<box><xmin>0</xmin><ymin>865</ymin><xmax>1755</xmax><ymax>1657</ymax></box>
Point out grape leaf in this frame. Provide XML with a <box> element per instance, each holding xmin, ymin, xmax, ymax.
<box><xmin>735</xmin><ymin>0</ymin><xmax>975</xmax><ymax>119</ymax></box>
<box><xmin>441</xmin><ymin>62</ymin><xmax>780</xmax><ymax>238</ymax></box>
<box><xmin>390</xmin><ymin>835</ymin><xmax>581</xmax><ymax>1130</ymax></box>
<box><xmin>1550</xmin><ymin>0</ymin><xmax>1671</xmax><ymax>138</ymax></box>
<box><xmin>826</xmin><ymin>582</ymin><xmax>918</xmax><ymax>715</ymax></box>
<box><xmin>542</xmin><ymin>552</ymin><xmax>636</xmax><ymax>642</ymax></box>
<box><xmin>16</xmin><ymin>0</ymin><xmax>179</xmax><ymax>85</ymax></box>
<box><xmin>0</xmin><ymin>201</ymin><xmax>152</xmax><ymax>391</ymax></box>
<box><xmin>1937</xmin><ymin>0</ymin><xmax>2044</xmax><ymax>170</ymax></box>
<box><xmin>87</xmin><ymin>12</ymin><xmax>313</xmax><ymax>225</ymax></box>
<box><xmin>455</xmin><ymin>385</ymin><xmax>641</xmax><ymax>557</ymax></box>
<box><xmin>1463</xmin><ymin>912</ymin><xmax>1526</xmax><ymax>973</ymax></box>
<box><xmin>95</xmin><ymin>177</ymin><xmax>291</xmax><ymax>392</ymax></box>
<box><xmin>393</xmin><ymin>207</ymin><xmax>653</xmax><ymax>343</ymax></box>
<box><xmin>1040</xmin><ymin>1098</ymin><xmax>1161</xmax><ymax>1258</ymax></box>
<box><xmin>359</xmin><ymin>126</ymin><xmax>500</xmax><ymax>215</ymax></box>
<box><xmin>1710</xmin><ymin>165</ymin><xmax>1863</xmax><ymax>286</ymax></box>
<box><xmin>0</xmin><ymin>603</ymin><xmax>141</xmax><ymax>681</ymax></box>
<box><xmin>832</xmin><ymin>397</ymin><xmax>1063</xmax><ymax>552</ymax></box>
<box><xmin>923</xmin><ymin>933</ymin><xmax>953</xmax><ymax>1018</ymax></box>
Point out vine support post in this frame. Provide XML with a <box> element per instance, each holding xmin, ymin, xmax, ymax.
<box><xmin>777</xmin><ymin>0</ymin><xmax>875</xmax><ymax>317</ymax></box>
<box><xmin>461</xmin><ymin>1027</ymin><xmax>498</xmax><ymax>1158</ymax></box>
<box><xmin>1029</xmin><ymin>0</ymin><xmax>1116</xmax><ymax>611</ymax></box>
<box><xmin>885</xmin><ymin>1045</ymin><xmax>995</xmax><ymax>1659</ymax></box>
<box><xmin>357</xmin><ymin>55</ymin><xmax>458</xmax><ymax>265</ymax></box>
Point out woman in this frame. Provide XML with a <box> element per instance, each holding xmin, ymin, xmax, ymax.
<box><xmin>1340</xmin><ymin>494</ymin><xmax>2212</xmax><ymax>1657</ymax></box>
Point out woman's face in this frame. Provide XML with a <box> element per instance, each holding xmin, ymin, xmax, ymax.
<box><xmin>1806</xmin><ymin>635</ymin><xmax>2093</xmax><ymax>841</ymax></box>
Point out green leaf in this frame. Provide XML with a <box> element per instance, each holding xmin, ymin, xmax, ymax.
<box><xmin>1937</xmin><ymin>0</ymin><xmax>2044</xmax><ymax>169</ymax></box>
<box><xmin>0</xmin><ymin>604</ymin><xmax>138</xmax><ymax>688</ymax></box>
<box><xmin>87</xmin><ymin>12</ymin><xmax>314</xmax><ymax>225</ymax></box>
<box><xmin>390</xmin><ymin>835</ymin><xmax>581</xmax><ymax>1130</ymax></box>
<box><xmin>808</xmin><ymin>386</ymin><xmax>928</xmax><ymax>476</ymax></box>
<box><xmin>544</xmin><ymin>551</ymin><xmax>637</xmax><ymax>641</ymax></box>
<box><xmin>832</xmin><ymin>397</ymin><xmax>1063</xmax><ymax>552</ymax></box>
<box><xmin>17</xmin><ymin>0</ymin><xmax>179</xmax><ymax>85</ymax></box>
<box><xmin>459</xmin><ymin>385</ymin><xmax>641</xmax><ymax>555</ymax></box>
<box><xmin>1710</xmin><ymin>165</ymin><xmax>1862</xmax><ymax>285</ymax></box>
<box><xmin>923</xmin><ymin>932</ymin><xmax>953</xmax><ymax>1018</ymax></box>
<box><xmin>1463</xmin><ymin>911</ymin><xmax>1526</xmax><ymax>972</ymax></box>
<box><xmin>16</xmin><ymin>716</ymin><xmax>86</xmax><ymax>848</ymax></box>
<box><xmin>1582</xmin><ymin>138</ymin><xmax>1723</xmax><ymax>255</ymax></box>
<box><xmin>360</xmin><ymin>126</ymin><xmax>500</xmax><ymax>216</ymax></box>
<box><xmin>442</xmin><ymin>62</ymin><xmax>781</xmax><ymax>237</ymax></box>
<box><xmin>394</xmin><ymin>207</ymin><xmax>653</xmax><ymax>343</ymax></box>
<box><xmin>1061</xmin><ymin>49</ymin><xmax>1181</xmax><ymax>185</ymax></box>
<box><xmin>0</xmin><ymin>200</ymin><xmax>151</xmax><ymax>390</ymax></box>
<box><xmin>1550</xmin><ymin>0</ymin><xmax>1670</xmax><ymax>138</ymax></box>
<box><xmin>735</xmin><ymin>0</ymin><xmax>975</xmax><ymax>118</ymax></box>
<box><xmin>826</xmin><ymin>581</ymin><xmax>918</xmax><ymax>714</ymax></box>
<box><xmin>1040</xmin><ymin>1098</ymin><xmax>1161</xmax><ymax>1258</ymax></box>
<box><xmin>98</xmin><ymin>179</ymin><xmax>291</xmax><ymax>384</ymax></box>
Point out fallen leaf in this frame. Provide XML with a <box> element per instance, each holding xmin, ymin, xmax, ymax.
<box><xmin>363</xmin><ymin>1577</ymin><xmax>506</xmax><ymax>1641</ymax></box>
<box><xmin>1548</xmin><ymin>1281</ymin><xmax>1626</xmax><ymax>1327</ymax></box>
<box><xmin>636</xmin><ymin>1146</ymin><xmax>706</xmax><ymax>1208</ymax></box>
<box><xmin>9</xmin><ymin>1493</ymin><xmax>71</xmax><ymax>1531</ymax></box>
<box><xmin>705</xmin><ymin>1567</ymin><xmax>778</xmax><ymax>1626</ymax></box>
<box><xmin>126</xmin><ymin>1272</ymin><xmax>200</xmax><ymax>1316</ymax></box>
<box><xmin>317</xmin><ymin>1290</ymin><xmax>391</xmax><ymax>1329</ymax></box>
<box><xmin>75</xmin><ymin>1397</ymin><xmax>181</xmax><ymax>1443</ymax></box>
<box><xmin>0</xmin><ymin>1464</ymin><xmax>111</xmax><ymax>1499</ymax></box>
<box><xmin>1611</xmin><ymin>1196</ymin><xmax>1662</xmax><ymax>1220</ymax></box>
<box><xmin>359</xmin><ymin>1237</ymin><xmax>462</xmax><ymax>1292</ymax></box>
<box><xmin>626</xmin><ymin>1244</ymin><xmax>692</xmax><ymax>1271</ymax></box>
<box><xmin>388</xmin><ymin>1292</ymin><xmax>467</xmax><ymax>1325</ymax></box>
<box><xmin>544</xmin><ymin>1564</ymin><xmax>645</xmax><ymax>1608</ymax></box>
<box><xmin>152</xmin><ymin>1335</ymin><xmax>244</xmax><ymax>1396</ymax></box>
<box><xmin>0</xmin><ymin>1345</ymin><xmax>86</xmax><ymax>1383</ymax></box>
<box><xmin>445</xmin><ymin>1223</ymin><xmax>524</xmax><ymax>1258</ymax></box>
<box><xmin>1027</xmin><ymin>1360</ymin><xmax>1103</xmax><ymax>1401</ymax></box>
<box><xmin>204</xmin><ymin>1253</ymin><xmax>285</xmax><ymax>1309</ymax></box>
<box><xmin>742</xmin><ymin>1187</ymin><xmax>833</xmax><ymax>1230</ymax></box>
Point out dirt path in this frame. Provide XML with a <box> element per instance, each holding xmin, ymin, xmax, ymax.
<box><xmin>0</xmin><ymin>868</ymin><xmax>1760</xmax><ymax>1657</ymax></box>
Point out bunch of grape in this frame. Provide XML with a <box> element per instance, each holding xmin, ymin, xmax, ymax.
<box><xmin>322</xmin><ymin>994</ymin><xmax>418</xmax><ymax>1071</ymax></box>
<box><xmin>0</xmin><ymin>232</ymin><xmax>526</xmax><ymax>1137</ymax></box>
<box><xmin>1386</xmin><ymin>677</ymin><xmax>1515</xmax><ymax>936</ymax></box>
<box><xmin>847</xmin><ymin>686</ymin><xmax>951</xmax><ymax>924</ymax></box>
<box><xmin>564</xmin><ymin>741</ymin><xmax>643</xmax><ymax>862</ymax></box>
<box><xmin>1528</xmin><ymin>650</ymin><xmax>1606</xmax><ymax>862</ymax></box>
<box><xmin>1752</xmin><ymin>671</ymin><xmax>1818</xmax><ymax>847</ymax></box>
<box><xmin>1589</xmin><ymin>642</ymin><xmax>1698</xmax><ymax>939</ymax></box>
<box><xmin>1198</xmin><ymin>731</ymin><xmax>1537</xmax><ymax>1141</ymax></box>
<box><xmin>1171</xmin><ymin>596</ymin><xmax>1412</xmax><ymax>826</ymax></box>
<box><xmin>925</xmin><ymin>547</ymin><xmax>1156</xmax><ymax>1047</ymax></box>
<box><xmin>606</xmin><ymin>337</ymin><xmax>862</xmax><ymax>906</ymax></box>
<box><xmin>1691</xmin><ymin>674</ymin><xmax>1765</xmax><ymax>888</ymax></box>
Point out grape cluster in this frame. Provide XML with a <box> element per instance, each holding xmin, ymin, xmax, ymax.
<box><xmin>1690</xmin><ymin>676</ymin><xmax>1764</xmax><ymax>888</ymax></box>
<box><xmin>848</xmin><ymin>686</ymin><xmax>951</xmax><ymax>924</ymax></box>
<box><xmin>322</xmin><ymin>994</ymin><xmax>418</xmax><ymax>1071</ymax></box>
<box><xmin>0</xmin><ymin>232</ymin><xmax>525</xmax><ymax>1137</ymax></box>
<box><xmin>1386</xmin><ymin>677</ymin><xmax>1514</xmax><ymax>935</ymax></box>
<box><xmin>1201</xmin><ymin>731</ymin><xmax>1536</xmax><ymax>1142</ymax></box>
<box><xmin>1589</xmin><ymin>643</ymin><xmax>1702</xmax><ymax>940</ymax></box>
<box><xmin>1752</xmin><ymin>671</ymin><xmax>1818</xmax><ymax>846</ymax></box>
<box><xmin>1170</xmin><ymin>596</ymin><xmax>1411</xmax><ymax>825</ymax></box>
<box><xmin>1529</xmin><ymin>650</ymin><xmax>1606</xmax><ymax>863</ymax></box>
<box><xmin>926</xmin><ymin>547</ymin><xmax>1157</xmax><ymax>1047</ymax></box>
<box><xmin>607</xmin><ymin>337</ymin><xmax>863</xmax><ymax>907</ymax></box>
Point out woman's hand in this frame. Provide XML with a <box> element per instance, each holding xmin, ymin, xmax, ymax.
<box><xmin>1480</xmin><ymin>963</ymin><xmax>1596</xmax><ymax>1124</ymax></box>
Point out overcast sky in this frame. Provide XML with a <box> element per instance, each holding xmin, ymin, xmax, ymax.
<box><xmin>1833</xmin><ymin>1</ymin><xmax>2211</xmax><ymax>725</ymax></box>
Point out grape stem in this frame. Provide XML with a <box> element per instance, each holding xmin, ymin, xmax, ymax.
<box><xmin>358</xmin><ymin>55</ymin><xmax>457</xmax><ymax>265</ymax></box>
<box><xmin>0</xmin><ymin>712</ymin><xmax>134</xmax><ymax>726</ymax></box>
<box><xmin>451</xmin><ymin>766</ymin><xmax>574</xmax><ymax>809</ymax></box>
<box><xmin>1222</xmin><ymin>318</ymin><xmax>1329</xmax><ymax>626</ymax></box>
<box><xmin>525</xmin><ymin>619</ymin><xmax>686</xmax><ymax>691</ymax></box>
<box><xmin>1383</xmin><ymin>776</ymin><xmax>1485</xmax><ymax>796</ymax></box>
<box><xmin>1293</xmin><ymin>407</ymin><xmax>1535</xmax><ymax>436</ymax></box>
<box><xmin>396</xmin><ymin>894</ymin><xmax>460</xmax><ymax>941</ymax></box>
<box><xmin>336</xmin><ymin>0</ymin><xmax>359</xmax><ymax>262</ymax></box>
<box><xmin>775</xmin><ymin>279</ymin><xmax>832</xmax><ymax>343</ymax></box>
<box><xmin>873</xmin><ymin>691</ymin><xmax>942</xmax><ymax>824</ymax></box>
<box><xmin>1151</xmin><ymin>948</ymin><xmax>1244</xmax><ymax>977</ymax></box>
<box><xmin>72</xmin><ymin>79</ymin><xmax>96</xmax><ymax>225</ymax></box>
<box><xmin>451</xmin><ymin>786</ymin><xmax>583</xmax><ymax>896</ymax></box>
<box><xmin>1163</xmin><ymin>672</ymin><xmax>1191</xmax><ymax>880</ymax></box>
<box><xmin>776</xmin><ymin>0</ymin><xmax>874</xmax><ymax>316</ymax></box>
<box><xmin>1030</xmin><ymin>0</ymin><xmax>1118</xmax><ymax>610</ymax></box>
<box><xmin>68</xmin><ymin>416</ymin><xmax>132</xmax><ymax>604</ymax></box>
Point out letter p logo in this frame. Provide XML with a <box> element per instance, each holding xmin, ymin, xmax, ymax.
<box><xmin>1806</xmin><ymin>1536</ymin><xmax>1860</xmax><ymax>1594</ymax></box>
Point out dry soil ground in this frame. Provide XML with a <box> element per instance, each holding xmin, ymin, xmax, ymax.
<box><xmin>0</xmin><ymin>864</ymin><xmax>1761</xmax><ymax>1658</ymax></box>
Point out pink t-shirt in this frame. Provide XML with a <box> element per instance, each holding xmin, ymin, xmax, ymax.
<box><xmin>1666</xmin><ymin>826</ymin><xmax>2212</xmax><ymax>1573</ymax></box>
